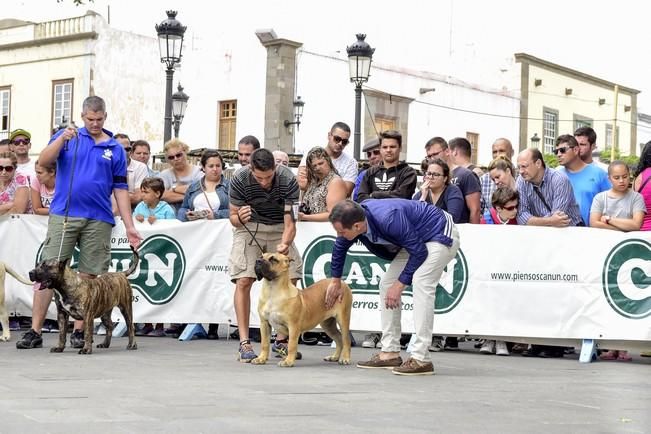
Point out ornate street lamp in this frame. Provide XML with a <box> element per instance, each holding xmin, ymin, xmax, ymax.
<box><xmin>172</xmin><ymin>84</ymin><xmax>189</xmax><ymax>138</ymax></box>
<box><xmin>283</xmin><ymin>96</ymin><xmax>305</xmax><ymax>131</ymax></box>
<box><xmin>346</xmin><ymin>33</ymin><xmax>375</xmax><ymax>160</ymax></box>
<box><xmin>156</xmin><ymin>10</ymin><xmax>187</xmax><ymax>143</ymax></box>
<box><xmin>530</xmin><ymin>133</ymin><xmax>541</xmax><ymax>148</ymax></box>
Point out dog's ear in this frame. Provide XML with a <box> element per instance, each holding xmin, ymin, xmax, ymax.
<box><xmin>59</xmin><ymin>258</ymin><xmax>70</xmax><ymax>270</ymax></box>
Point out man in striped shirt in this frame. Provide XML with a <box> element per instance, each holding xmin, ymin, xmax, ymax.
<box><xmin>326</xmin><ymin>199</ymin><xmax>460</xmax><ymax>376</ymax></box>
<box><xmin>515</xmin><ymin>148</ymin><xmax>583</xmax><ymax>227</ymax></box>
<box><xmin>229</xmin><ymin>148</ymin><xmax>303</xmax><ymax>362</ymax></box>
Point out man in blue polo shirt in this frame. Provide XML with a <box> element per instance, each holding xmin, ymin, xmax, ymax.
<box><xmin>326</xmin><ymin>199</ymin><xmax>460</xmax><ymax>376</ymax></box>
<box><xmin>16</xmin><ymin>96</ymin><xmax>142</xmax><ymax>350</ymax></box>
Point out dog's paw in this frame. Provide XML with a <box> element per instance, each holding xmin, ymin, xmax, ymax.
<box><xmin>78</xmin><ymin>347</ymin><xmax>92</xmax><ymax>355</ymax></box>
<box><xmin>0</xmin><ymin>335</ymin><xmax>9</xmax><ymax>342</ymax></box>
<box><xmin>323</xmin><ymin>355</ymin><xmax>339</xmax><ymax>363</ymax></box>
<box><xmin>127</xmin><ymin>343</ymin><xmax>138</xmax><ymax>350</ymax></box>
<box><xmin>278</xmin><ymin>359</ymin><xmax>295</xmax><ymax>367</ymax></box>
<box><xmin>338</xmin><ymin>358</ymin><xmax>351</xmax><ymax>365</ymax></box>
<box><xmin>50</xmin><ymin>347</ymin><xmax>64</xmax><ymax>353</ymax></box>
<box><xmin>96</xmin><ymin>343</ymin><xmax>109</xmax><ymax>348</ymax></box>
<box><xmin>251</xmin><ymin>356</ymin><xmax>267</xmax><ymax>365</ymax></box>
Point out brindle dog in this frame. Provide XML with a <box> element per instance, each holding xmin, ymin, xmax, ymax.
<box><xmin>0</xmin><ymin>262</ymin><xmax>32</xmax><ymax>342</ymax></box>
<box><xmin>252</xmin><ymin>252</ymin><xmax>353</xmax><ymax>367</ymax></box>
<box><xmin>28</xmin><ymin>247</ymin><xmax>139</xmax><ymax>354</ymax></box>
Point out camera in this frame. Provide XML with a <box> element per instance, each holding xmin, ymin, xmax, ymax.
<box><xmin>298</xmin><ymin>202</ymin><xmax>311</xmax><ymax>215</ymax></box>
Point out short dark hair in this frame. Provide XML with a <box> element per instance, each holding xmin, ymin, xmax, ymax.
<box><xmin>329</xmin><ymin>200</ymin><xmax>366</xmax><ymax>229</ymax></box>
<box><xmin>422</xmin><ymin>157</ymin><xmax>451</xmax><ymax>185</ymax></box>
<box><xmin>132</xmin><ymin>140</ymin><xmax>151</xmax><ymax>152</ymax></box>
<box><xmin>555</xmin><ymin>134</ymin><xmax>578</xmax><ymax>148</ymax></box>
<box><xmin>330</xmin><ymin>122</ymin><xmax>351</xmax><ymax>134</ymax></box>
<box><xmin>380</xmin><ymin>130</ymin><xmax>402</xmax><ymax>147</ymax></box>
<box><xmin>425</xmin><ymin>136</ymin><xmax>448</xmax><ymax>151</ymax></box>
<box><xmin>574</xmin><ymin>126</ymin><xmax>596</xmax><ymax>145</ymax></box>
<box><xmin>491</xmin><ymin>186</ymin><xmax>519</xmax><ymax>208</ymax></box>
<box><xmin>141</xmin><ymin>177</ymin><xmax>165</xmax><ymax>198</ymax></box>
<box><xmin>238</xmin><ymin>135</ymin><xmax>261</xmax><ymax>149</ymax></box>
<box><xmin>201</xmin><ymin>149</ymin><xmax>225</xmax><ymax>168</ymax></box>
<box><xmin>608</xmin><ymin>160</ymin><xmax>629</xmax><ymax>175</ymax></box>
<box><xmin>250</xmin><ymin>148</ymin><xmax>275</xmax><ymax>171</ymax></box>
<box><xmin>528</xmin><ymin>148</ymin><xmax>546</xmax><ymax>168</ymax></box>
<box><xmin>634</xmin><ymin>141</ymin><xmax>651</xmax><ymax>178</ymax></box>
<box><xmin>114</xmin><ymin>133</ymin><xmax>130</xmax><ymax>142</ymax></box>
<box><xmin>449</xmin><ymin>137</ymin><xmax>472</xmax><ymax>158</ymax></box>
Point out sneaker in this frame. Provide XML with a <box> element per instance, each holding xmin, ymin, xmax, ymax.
<box><xmin>392</xmin><ymin>357</ymin><xmax>434</xmax><ymax>376</ymax></box>
<box><xmin>70</xmin><ymin>329</ymin><xmax>85</xmax><ymax>349</ymax></box>
<box><xmin>9</xmin><ymin>319</ymin><xmax>20</xmax><ymax>331</ymax></box>
<box><xmin>316</xmin><ymin>332</ymin><xmax>333</xmax><ymax>346</ymax></box>
<box><xmin>136</xmin><ymin>323</ymin><xmax>154</xmax><ymax>336</ymax></box>
<box><xmin>495</xmin><ymin>340</ymin><xmax>510</xmax><ymax>356</ymax></box>
<box><xmin>207</xmin><ymin>324</ymin><xmax>219</xmax><ymax>340</ymax></box>
<box><xmin>356</xmin><ymin>353</ymin><xmax>403</xmax><ymax>369</ymax></box>
<box><xmin>164</xmin><ymin>324</ymin><xmax>185</xmax><ymax>338</ymax></box>
<box><xmin>444</xmin><ymin>336</ymin><xmax>459</xmax><ymax>350</ymax></box>
<box><xmin>428</xmin><ymin>336</ymin><xmax>444</xmax><ymax>352</ymax></box>
<box><xmin>362</xmin><ymin>333</ymin><xmax>381</xmax><ymax>349</ymax></box>
<box><xmin>271</xmin><ymin>340</ymin><xmax>302</xmax><ymax>360</ymax></box>
<box><xmin>147</xmin><ymin>328</ymin><xmax>165</xmax><ymax>337</ymax></box>
<box><xmin>480</xmin><ymin>340</ymin><xmax>495</xmax><ymax>354</ymax></box>
<box><xmin>238</xmin><ymin>340</ymin><xmax>257</xmax><ymax>363</ymax></box>
<box><xmin>15</xmin><ymin>329</ymin><xmax>43</xmax><ymax>349</ymax></box>
<box><xmin>300</xmin><ymin>332</ymin><xmax>319</xmax><ymax>346</ymax></box>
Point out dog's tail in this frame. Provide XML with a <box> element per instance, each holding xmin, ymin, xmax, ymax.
<box><xmin>1</xmin><ymin>263</ymin><xmax>32</xmax><ymax>285</ymax></box>
<box><xmin>123</xmin><ymin>246</ymin><xmax>140</xmax><ymax>277</ymax></box>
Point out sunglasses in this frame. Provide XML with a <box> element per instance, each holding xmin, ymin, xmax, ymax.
<box><xmin>553</xmin><ymin>146</ymin><xmax>575</xmax><ymax>155</ymax></box>
<box><xmin>11</xmin><ymin>139</ymin><xmax>30</xmax><ymax>145</ymax></box>
<box><xmin>425</xmin><ymin>172</ymin><xmax>444</xmax><ymax>178</ymax></box>
<box><xmin>366</xmin><ymin>149</ymin><xmax>380</xmax><ymax>157</ymax></box>
<box><xmin>332</xmin><ymin>135</ymin><xmax>350</xmax><ymax>146</ymax></box>
<box><xmin>500</xmin><ymin>204</ymin><xmax>518</xmax><ymax>211</ymax></box>
<box><xmin>166</xmin><ymin>152</ymin><xmax>184</xmax><ymax>161</ymax></box>
<box><xmin>0</xmin><ymin>165</ymin><xmax>15</xmax><ymax>173</ymax></box>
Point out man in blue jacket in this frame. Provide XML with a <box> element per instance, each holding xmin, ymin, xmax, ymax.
<box><xmin>326</xmin><ymin>199</ymin><xmax>460</xmax><ymax>376</ymax></box>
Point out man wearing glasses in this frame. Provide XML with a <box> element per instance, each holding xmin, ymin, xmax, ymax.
<box><xmin>298</xmin><ymin>122</ymin><xmax>358</xmax><ymax>197</ymax></box>
<box><xmin>554</xmin><ymin>134</ymin><xmax>610</xmax><ymax>227</ymax></box>
<box><xmin>515</xmin><ymin>147</ymin><xmax>583</xmax><ymax>227</ymax></box>
<box><xmin>114</xmin><ymin>133</ymin><xmax>148</xmax><ymax>210</ymax></box>
<box><xmin>9</xmin><ymin>129</ymin><xmax>36</xmax><ymax>185</ymax></box>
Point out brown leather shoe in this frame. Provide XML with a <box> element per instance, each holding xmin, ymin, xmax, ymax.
<box><xmin>392</xmin><ymin>357</ymin><xmax>434</xmax><ymax>376</ymax></box>
<box><xmin>356</xmin><ymin>353</ymin><xmax>403</xmax><ymax>369</ymax></box>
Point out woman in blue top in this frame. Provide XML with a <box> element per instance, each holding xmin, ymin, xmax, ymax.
<box><xmin>412</xmin><ymin>158</ymin><xmax>464</xmax><ymax>223</ymax></box>
<box><xmin>178</xmin><ymin>149</ymin><xmax>230</xmax><ymax>222</ymax></box>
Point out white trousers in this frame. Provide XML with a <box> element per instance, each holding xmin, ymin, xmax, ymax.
<box><xmin>378</xmin><ymin>227</ymin><xmax>460</xmax><ymax>362</ymax></box>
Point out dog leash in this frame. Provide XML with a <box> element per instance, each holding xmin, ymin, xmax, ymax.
<box><xmin>237</xmin><ymin>210</ymin><xmax>264</xmax><ymax>254</ymax></box>
<box><xmin>56</xmin><ymin>121</ymin><xmax>80</xmax><ymax>262</ymax></box>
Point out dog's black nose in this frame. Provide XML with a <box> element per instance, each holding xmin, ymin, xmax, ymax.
<box><xmin>28</xmin><ymin>270</ymin><xmax>36</xmax><ymax>281</ymax></box>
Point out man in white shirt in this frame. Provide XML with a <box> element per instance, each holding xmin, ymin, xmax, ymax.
<box><xmin>9</xmin><ymin>129</ymin><xmax>36</xmax><ymax>185</ymax></box>
<box><xmin>299</xmin><ymin>122</ymin><xmax>358</xmax><ymax>197</ymax></box>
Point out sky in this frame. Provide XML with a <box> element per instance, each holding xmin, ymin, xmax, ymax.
<box><xmin>5</xmin><ymin>0</ymin><xmax>651</xmax><ymax>112</ymax></box>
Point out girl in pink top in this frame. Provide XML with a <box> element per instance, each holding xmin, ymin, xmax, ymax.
<box><xmin>633</xmin><ymin>141</ymin><xmax>651</xmax><ymax>231</ymax></box>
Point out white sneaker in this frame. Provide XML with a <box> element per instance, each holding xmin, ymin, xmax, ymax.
<box><xmin>362</xmin><ymin>333</ymin><xmax>381</xmax><ymax>349</ymax></box>
<box><xmin>495</xmin><ymin>340</ymin><xmax>509</xmax><ymax>356</ymax></box>
<box><xmin>480</xmin><ymin>340</ymin><xmax>495</xmax><ymax>354</ymax></box>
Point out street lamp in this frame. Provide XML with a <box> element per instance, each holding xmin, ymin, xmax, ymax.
<box><xmin>156</xmin><ymin>10</ymin><xmax>187</xmax><ymax>143</ymax></box>
<box><xmin>530</xmin><ymin>133</ymin><xmax>541</xmax><ymax>148</ymax></box>
<box><xmin>172</xmin><ymin>83</ymin><xmax>189</xmax><ymax>138</ymax></box>
<box><xmin>346</xmin><ymin>33</ymin><xmax>375</xmax><ymax>160</ymax></box>
<box><xmin>283</xmin><ymin>96</ymin><xmax>305</xmax><ymax>132</ymax></box>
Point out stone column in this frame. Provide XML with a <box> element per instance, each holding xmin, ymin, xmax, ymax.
<box><xmin>256</xmin><ymin>34</ymin><xmax>302</xmax><ymax>153</ymax></box>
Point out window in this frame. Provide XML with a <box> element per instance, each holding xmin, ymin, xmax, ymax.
<box><xmin>0</xmin><ymin>87</ymin><xmax>9</xmax><ymax>140</ymax></box>
<box><xmin>52</xmin><ymin>79</ymin><xmax>73</xmax><ymax>129</ymax></box>
<box><xmin>573</xmin><ymin>115</ymin><xmax>592</xmax><ymax>131</ymax></box>
<box><xmin>605</xmin><ymin>124</ymin><xmax>620</xmax><ymax>149</ymax></box>
<box><xmin>218</xmin><ymin>100</ymin><xmax>237</xmax><ymax>149</ymax></box>
<box><xmin>542</xmin><ymin>108</ymin><xmax>558</xmax><ymax>154</ymax></box>
<box><xmin>466</xmin><ymin>132</ymin><xmax>479</xmax><ymax>165</ymax></box>
<box><xmin>374</xmin><ymin>116</ymin><xmax>396</xmax><ymax>134</ymax></box>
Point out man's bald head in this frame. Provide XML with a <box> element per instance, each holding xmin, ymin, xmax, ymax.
<box><xmin>492</xmin><ymin>138</ymin><xmax>514</xmax><ymax>160</ymax></box>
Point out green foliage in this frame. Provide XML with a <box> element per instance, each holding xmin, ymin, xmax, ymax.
<box><xmin>543</xmin><ymin>153</ymin><xmax>559</xmax><ymax>169</ymax></box>
<box><xmin>599</xmin><ymin>147</ymin><xmax>639</xmax><ymax>169</ymax></box>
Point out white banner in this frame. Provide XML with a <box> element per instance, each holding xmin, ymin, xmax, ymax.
<box><xmin>1</xmin><ymin>214</ymin><xmax>650</xmax><ymax>343</ymax></box>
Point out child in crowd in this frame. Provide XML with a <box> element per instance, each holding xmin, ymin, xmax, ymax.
<box><xmin>133</xmin><ymin>177</ymin><xmax>176</xmax><ymax>224</ymax></box>
<box><xmin>132</xmin><ymin>177</ymin><xmax>176</xmax><ymax>337</ymax></box>
<box><xmin>590</xmin><ymin>161</ymin><xmax>646</xmax><ymax>362</ymax></box>
<box><xmin>30</xmin><ymin>159</ymin><xmax>56</xmax><ymax>215</ymax></box>
<box><xmin>479</xmin><ymin>186</ymin><xmax>519</xmax><ymax>356</ymax></box>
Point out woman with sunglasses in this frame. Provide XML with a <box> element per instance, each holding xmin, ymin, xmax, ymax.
<box><xmin>0</xmin><ymin>151</ymin><xmax>30</xmax><ymax>215</ymax></box>
<box><xmin>160</xmin><ymin>139</ymin><xmax>203</xmax><ymax>212</ymax></box>
<box><xmin>412</xmin><ymin>157</ymin><xmax>464</xmax><ymax>223</ymax></box>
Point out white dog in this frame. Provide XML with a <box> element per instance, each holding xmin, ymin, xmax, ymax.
<box><xmin>0</xmin><ymin>262</ymin><xmax>32</xmax><ymax>341</ymax></box>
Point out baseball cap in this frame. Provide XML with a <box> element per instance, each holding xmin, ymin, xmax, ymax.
<box><xmin>9</xmin><ymin>129</ymin><xmax>31</xmax><ymax>142</ymax></box>
<box><xmin>362</xmin><ymin>137</ymin><xmax>380</xmax><ymax>152</ymax></box>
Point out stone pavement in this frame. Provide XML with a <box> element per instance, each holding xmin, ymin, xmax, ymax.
<box><xmin>1</xmin><ymin>330</ymin><xmax>650</xmax><ymax>434</ymax></box>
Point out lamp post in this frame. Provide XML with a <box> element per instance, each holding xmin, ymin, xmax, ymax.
<box><xmin>346</xmin><ymin>34</ymin><xmax>375</xmax><ymax>160</ymax></box>
<box><xmin>172</xmin><ymin>83</ymin><xmax>189</xmax><ymax>138</ymax></box>
<box><xmin>156</xmin><ymin>10</ymin><xmax>186</xmax><ymax>143</ymax></box>
<box><xmin>283</xmin><ymin>96</ymin><xmax>305</xmax><ymax>131</ymax></box>
<box><xmin>530</xmin><ymin>133</ymin><xmax>541</xmax><ymax>149</ymax></box>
